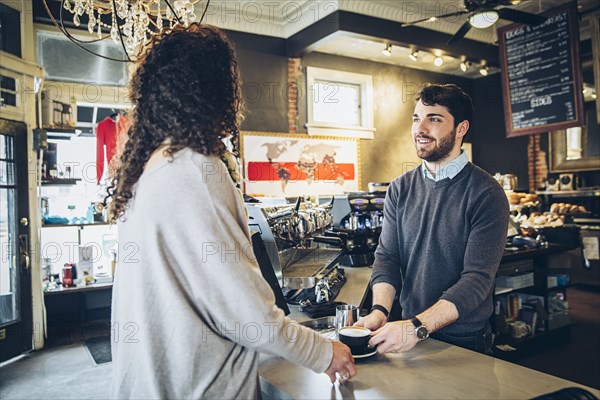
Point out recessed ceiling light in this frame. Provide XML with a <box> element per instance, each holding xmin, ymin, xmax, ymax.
<box><xmin>434</xmin><ymin>56</ymin><xmax>444</xmax><ymax>67</ymax></box>
<box><xmin>479</xmin><ymin>65</ymin><xmax>489</xmax><ymax>76</ymax></box>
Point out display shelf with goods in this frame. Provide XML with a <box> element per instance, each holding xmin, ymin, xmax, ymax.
<box><xmin>41</xmin><ymin>178</ymin><xmax>81</xmax><ymax>186</ymax></box>
<box><xmin>492</xmin><ymin>245</ymin><xmax>579</xmax><ymax>361</ymax></box>
<box><xmin>535</xmin><ymin>188</ymin><xmax>600</xmax><ymax>224</ymax></box>
<box><xmin>39</xmin><ymin>136</ymin><xmax>118</xmax><ymax>295</ymax></box>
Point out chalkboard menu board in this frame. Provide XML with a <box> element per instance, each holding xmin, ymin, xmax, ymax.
<box><xmin>498</xmin><ymin>2</ymin><xmax>584</xmax><ymax>138</ymax></box>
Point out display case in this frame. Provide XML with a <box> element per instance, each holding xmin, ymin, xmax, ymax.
<box><xmin>493</xmin><ymin>245</ymin><xmax>580</xmax><ymax>360</ymax></box>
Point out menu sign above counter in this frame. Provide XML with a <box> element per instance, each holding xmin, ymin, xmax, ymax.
<box><xmin>498</xmin><ymin>2</ymin><xmax>584</xmax><ymax>138</ymax></box>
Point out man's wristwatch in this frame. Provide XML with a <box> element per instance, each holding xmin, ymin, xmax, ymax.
<box><xmin>410</xmin><ymin>317</ymin><xmax>429</xmax><ymax>341</ymax></box>
<box><xmin>370</xmin><ymin>304</ymin><xmax>389</xmax><ymax>319</ymax></box>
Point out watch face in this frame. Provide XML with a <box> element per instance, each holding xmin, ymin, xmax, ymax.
<box><xmin>416</xmin><ymin>326</ymin><xmax>429</xmax><ymax>340</ymax></box>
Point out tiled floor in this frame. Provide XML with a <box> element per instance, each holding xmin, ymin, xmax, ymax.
<box><xmin>0</xmin><ymin>343</ymin><xmax>111</xmax><ymax>400</ymax></box>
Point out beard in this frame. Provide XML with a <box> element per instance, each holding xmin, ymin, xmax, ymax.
<box><xmin>415</xmin><ymin>128</ymin><xmax>457</xmax><ymax>163</ymax></box>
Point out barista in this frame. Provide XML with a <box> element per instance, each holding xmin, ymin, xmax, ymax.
<box><xmin>356</xmin><ymin>83</ymin><xmax>509</xmax><ymax>354</ymax></box>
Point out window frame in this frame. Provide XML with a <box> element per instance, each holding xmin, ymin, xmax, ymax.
<box><xmin>306</xmin><ymin>67</ymin><xmax>375</xmax><ymax>139</ymax></box>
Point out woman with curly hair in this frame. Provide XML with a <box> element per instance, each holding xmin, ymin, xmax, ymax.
<box><xmin>108</xmin><ymin>24</ymin><xmax>355</xmax><ymax>399</ymax></box>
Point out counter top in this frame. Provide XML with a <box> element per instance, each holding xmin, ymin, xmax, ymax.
<box><xmin>259</xmin><ymin>338</ymin><xmax>599</xmax><ymax>399</ymax></box>
<box><xmin>261</xmin><ymin>264</ymin><xmax>600</xmax><ymax>399</ymax></box>
<box><xmin>44</xmin><ymin>282</ymin><xmax>113</xmax><ymax>296</ymax></box>
<box><xmin>501</xmin><ymin>243</ymin><xmax>579</xmax><ymax>264</ymax></box>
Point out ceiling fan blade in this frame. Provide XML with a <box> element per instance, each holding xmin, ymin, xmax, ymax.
<box><xmin>497</xmin><ymin>8</ymin><xmax>547</xmax><ymax>26</ymax></box>
<box><xmin>401</xmin><ymin>11</ymin><xmax>469</xmax><ymax>27</ymax></box>
<box><xmin>447</xmin><ymin>20</ymin><xmax>472</xmax><ymax>45</ymax></box>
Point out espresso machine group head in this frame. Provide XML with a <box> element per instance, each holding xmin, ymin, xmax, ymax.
<box><xmin>246</xmin><ymin>198</ymin><xmax>344</xmax><ymax>291</ymax></box>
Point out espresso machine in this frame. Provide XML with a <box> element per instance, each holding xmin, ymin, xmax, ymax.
<box><xmin>327</xmin><ymin>192</ymin><xmax>385</xmax><ymax>267</ymax></box>
<box><xmin>246</xmin><ymin>198</ymin><xmax>346</xmax><ymax>304</ymax></box>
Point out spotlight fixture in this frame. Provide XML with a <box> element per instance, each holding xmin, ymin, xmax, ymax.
<box><xmin>409</xmin><ymin>50</ymin><xmax>418</xmax><ymax>61</ymax></box>
<box><xmin>479</xmin><ymin>65</ymin><xmax>490</xmax><ymax>76</ymax></box>
<box><xmin>382</xmin><ymin>44</ymin><xmax>392</xmax><ymax>57</ymax></box>
<box><xmin>434</xmin><ymin>56</ymin><xmax>444</xmax><ymax>67</ymax></box>
<box><xmin>469</xmin><ymin>11</ymin><xmax>499</xmax><ymax>29</ymax></box>
<box><xmin>459</xmin><ymin>56</ymin><xmax>471</xmax><ymax>73</ymax></box>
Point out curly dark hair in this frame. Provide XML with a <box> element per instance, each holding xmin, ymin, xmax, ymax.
<box><xmin>106</xmin><ymin>23</ymin><xmax>242</xmax><ymax>222</ymax></box>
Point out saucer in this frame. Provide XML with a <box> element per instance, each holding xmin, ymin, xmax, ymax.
<box><xmin>352</xmin><ymin>349</ymin><xmax>377</xmax><ymax>359</ymax></box>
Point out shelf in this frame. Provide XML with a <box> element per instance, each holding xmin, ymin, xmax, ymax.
<box><xmin>493</xmin><ymin>324</ymin><xmax>572</xmax><ymax>361</ymax></box>
<box><xmin>495</xmin><ymin>285</ymin><xmax>536</xmax><ymax>296</ymax></box>
<box><xmin>535</xmin><ymin>189</ymin><xmax>600</xmax><ymax>198</ymax></box>
<box><xmin>574</xmin><ymin>217</ymin><xmax>600</xmax><ymax>224</ymax></box>
<box><xmin>41</xmin><ymin>178</ymin><xmax>81</xmax><ymax>186</ymax></box>
<box><xmin>42</xmin><ymin>222</ymin><xmax>109</xmax><ymax>228</ymax></box>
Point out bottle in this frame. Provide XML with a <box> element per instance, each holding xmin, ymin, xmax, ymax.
<box><xmin>62</xmin><ymin>264</ymin><xmax>73</xmax><ymax>287</ymax></box>
<box><xmin>67</xmin><ymin>205</ymin><xmax>77</xmax><ymax>224</ymax></box>
<box><xmin>86</xmin><ymin>204</ymin><xmax>94</xmax><ymax>224</ymax></box>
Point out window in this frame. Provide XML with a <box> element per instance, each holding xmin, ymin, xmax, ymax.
<box><xmin>37</xmin><ymin>31</ymin><xmax>128</xmax><ymax>86</ymax></box>
<box><xmin>0</xmin><ymin>3</ymin><xmax>21</xmax><ymax>58</ymax></box>
<box><xmin>76</xmin><ymin>103</ymin><xmax>129</xmax><ymax>137</ymax></box>
<box><xmin>306</xmin><ymin>67</ymin><xmax>375</xmax><ymax>139</ymax></box>
<box><xmin>0</xmin><ymin>74</ymin><xmax>17</xmax><ymax>107</ymax></box>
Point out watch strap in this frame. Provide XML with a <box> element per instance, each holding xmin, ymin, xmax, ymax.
<box><xmin>410</xmin><ymin>317</ymin><xmax>423</xmax><ymax>329</ymax></box>
<box><xmin>370</xmin><ymin>304</ymin><xmax>390</xmax><ymax>318</ymax></box>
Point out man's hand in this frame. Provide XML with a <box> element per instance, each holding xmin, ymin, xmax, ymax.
<box><xmin>354</xmin><ymin>310</ymin><xmax>387</xmax><ymax>331</ymax></box>
<box><xmin>324</xmin><ymin>341</ymin><xmax>356</xmax><ymax>383</ymax></box>
<box><xmin>369</xmin><ymin>320</ymin><xmax>419</xmax><ymax>353</ymax></box>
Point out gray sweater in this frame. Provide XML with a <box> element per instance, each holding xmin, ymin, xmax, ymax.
<box><xmin>111</xmin><ymin>149</ymin><xmax>332</xmax><ymax>399</ymax></box>
<box><xmin>371</xmin><ymin>163</ymin><xmax>509</xmax><ymax>334</ymax></box>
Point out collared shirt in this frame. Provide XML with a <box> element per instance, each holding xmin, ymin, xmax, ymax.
<box><xmin>422</xmin><ymin>150</ymin><xmax>469</xmax><ymax>182</ymax></box>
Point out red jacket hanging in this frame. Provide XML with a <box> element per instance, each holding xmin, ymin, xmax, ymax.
<box><xmin>96</xmin><ymin>116</ymin><xmax>117</xmax><ymax>184</ymax></box>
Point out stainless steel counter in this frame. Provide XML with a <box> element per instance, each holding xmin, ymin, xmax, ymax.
<box><xmin>260</xmin><ymin>266</ymin><xmax>600</xmax><ymax>399</ymax></box>
<box><xmin>259</xmin><ymin>338</ymin><xmax>599</xmax><ymax>399</ymax></box>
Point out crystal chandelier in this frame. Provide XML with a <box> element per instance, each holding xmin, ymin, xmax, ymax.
<box><xmin>43</xmin><ymin>0</ymin><xmax>210</xmax><ymax>61</ymax></box>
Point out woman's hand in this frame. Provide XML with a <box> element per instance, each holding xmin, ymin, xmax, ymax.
<box><xmin>324</xmin><ymin>341</ymin><xmax>356</xmax><ymax>383</ymax></box>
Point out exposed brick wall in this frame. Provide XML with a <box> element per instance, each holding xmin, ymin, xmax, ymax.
<box><xmin>287</xmin><ymin>58</ymin><xmax>301</xmax><ymax>133</ymax></box>
<box><xmin>527</xmin><ymin>134</ymin><xmax>548</xmax><ymax>192</ymax></box>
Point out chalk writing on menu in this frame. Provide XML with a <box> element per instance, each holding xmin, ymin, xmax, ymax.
<box><xmin>498</xmin><ymin>3</ymin><xmax>583</xmax><ymax>138</ymax></box>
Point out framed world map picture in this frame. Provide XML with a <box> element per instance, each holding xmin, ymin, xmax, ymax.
<box><xmin>241</xmin><ymin>131</ymin><xmax>360</xmax><ymax>197</ymax></box>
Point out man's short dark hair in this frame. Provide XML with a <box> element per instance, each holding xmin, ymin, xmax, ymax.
<box><xmin>415</xmin><ymin>84</ymin><xmax>473</xmax><ymax>128</ymax></box>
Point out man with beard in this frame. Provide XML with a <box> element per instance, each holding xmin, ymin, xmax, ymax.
<box><xmin>355</xmin><ymin>84</ymin><xmax>509</xmax><ymax>355</ymax></box>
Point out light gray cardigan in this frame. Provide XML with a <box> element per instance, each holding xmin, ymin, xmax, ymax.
<box><xmin>111</xmin><ymin>148</ymin><xmax>332</xmax><ymax>399</ymax></box>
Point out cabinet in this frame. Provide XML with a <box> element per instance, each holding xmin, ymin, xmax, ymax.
<box><xmin>44</xmin><ymin>283</ymin><xmax>112</xmax><ymax>332</ymax></box>
<box><xmin>492</xmin><ymin>245</ymin><xmax>579</xmax><ymax>360</ymax></box>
